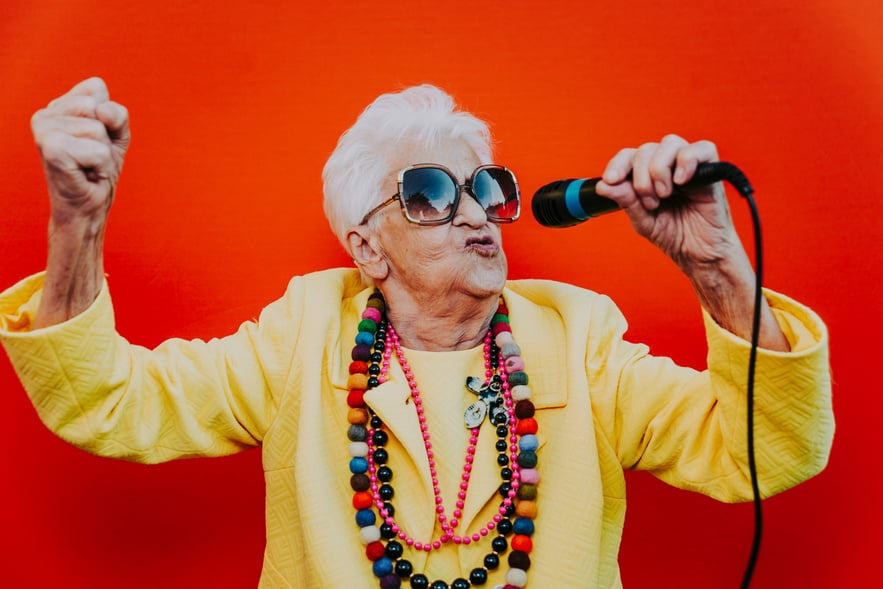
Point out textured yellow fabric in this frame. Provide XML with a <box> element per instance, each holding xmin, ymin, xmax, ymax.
<box><xmin>0</xmin><ymin>269</ymin><xmax>834</xmax><ymax>588</ymax></box>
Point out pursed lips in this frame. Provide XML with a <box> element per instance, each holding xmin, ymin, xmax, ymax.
<box><xmin>464</xmin><ymin>234</ymin><xmax>499</xmax><ymax>255</ymax></box>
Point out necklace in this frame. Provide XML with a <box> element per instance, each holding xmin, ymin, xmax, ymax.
<box><xmin>346</xmin><ymin>291</ymin><xmax>539</xmax><ymax>588</ymax></box>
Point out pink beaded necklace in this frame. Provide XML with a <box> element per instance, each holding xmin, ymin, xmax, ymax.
<box><xmin>346</xmin><ymin>291</ymin><xmax>539</xmax><ymax>589</ymax></box>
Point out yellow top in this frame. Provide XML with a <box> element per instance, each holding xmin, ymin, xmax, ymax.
<box><xmin>0</xmin><ymin>268</ymin><xmax>833</xmax><ymax>588</ymax></box>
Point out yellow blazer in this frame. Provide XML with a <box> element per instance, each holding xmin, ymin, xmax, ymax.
<box><xmin>0</xmin><ymin>269</ymin><xmax>833</xmax><ymax>588</ymax></box>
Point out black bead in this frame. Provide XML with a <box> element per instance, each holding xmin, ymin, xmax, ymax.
<box><xmin>373</xmin><ymin>448</ymin><xmax>389</xmax><ymax>464</ymax></box>
<box><xmin>451</xmin><ymin>579</ymin><xmax>470</xmax><ymax>589</ymax></box>
<box><xmin>372</xmin><ymin>430</ymin><xmax>389</xmax><ymax>446</ymax></box>
<box><xmin>370</xmin><ymin>351</ymin><xmax>383</xmax><ymax>363</ymax></box>
<box><xmin>500</xmin><ymin>467</ymin><xmax>512</xmax><ymax>480</ymax></box>
<box><xmin>494</xmin><ymin>439</ymin><xmax>507</xmax><ymax>452</ymax></box>
<box><xmin>394</xmin><ymin>559</ymin><xmax>413</xmax><ymax>577</ymax></box>
<box><xmin>430</xmin><ymin>581</ymin><xmax>449</xmax><ymax>589</ymax></box>
<box><xmin>492</xmin><ymin>411</ymin><xmax>508</xmax><ymax>425</ymax></box>
<box><xmin>502</xmin><ymin>503</ymin><xmax>515</xmax><ymax>517</ymax></box>
<box><xmin>498</xmin><ymin>482</ymin><xmax>511</xmax><ymax>498</ymax></box>
<box><xmin>410</xmin><ymin>575</ymin><xmax>429</xmax><ymax>589</ymax></box>
<box><xmin>379</xmin><ymin>483</ymin><xmax>395</xmax><ymax>501</ymax></box>
<box><xmin>377</xmin><ymin>465</ymin><xmax>393</xmax><ymax>482</ymax></box>
<box><xmin>367</xmin><ymin>377</ymin><xmax>380</xmax><ymax>388</ymax></box>
<box><xmin>370</xmin><ymin>415</ymin><xmax>383</xmax><ymax>428</ymax></box>
<box><xmin>383</xmin><ymin>502</ymin><xmax>395</xmax><ymax>517</ymax></box>
<box><xmin>497</xmin><ymin>519</ymin><xmax>513</xmax><ymax>535</ymax></box>
<box><xmin>483</xmin><ymin>553</ymin><xmax>500</xmax><ymax>570</ymax></box>
<box><xmin>508</xmin><ymin>550</ymin><xmax>531</xmax><ymax>570</ymax></box>
<box><xmin>380</xmin><ymin>523</ymin><xmax>397</xmax><ymax>539</ymax></box>
<box><xmin>491</xmin><ymin>536</ymin><xmax>508</xmax><ymax>553</ymax></box>
<box><xmin>373</xmin><ymin>340</ymin><xmax>386</xmax><ymax>352</ymax></box>
<box><xmin>385</xmin><ymin>540</ymin><xmax>404</xmax><ymax>559</ymax></box>
<box><xmin>470</xmin><ymin>567</ymin><xmax>489</xmax><ymax>585</ymax></box>
<box><xmin>496</xmin><ymin>454</ymin><xmax>509</xmax><ymax>467</ymax></box>
<box><xmin>368</xmin><ymin>364</ymin><xmax>381</xmax><ymax>375</ymax></box>
<box><xmin>496</xmin><ymin>425</ymin><xmax>508</xmax><ymax>438</ymax></box>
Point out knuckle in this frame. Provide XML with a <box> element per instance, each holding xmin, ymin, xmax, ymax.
<box><xmin>661</xmin><ymin>133</ymin><xmax>686</xmax><ymax>145</ymax></box>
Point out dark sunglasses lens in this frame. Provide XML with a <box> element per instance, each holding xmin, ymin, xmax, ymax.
<box><xmin>401</xmin><ymin>168</ymin><xmax>457</xmax><ymax>223</ymax></box>
<box><xmin>474</xmin><ymin>168</ymin><xmax>520</xmax><ymax>220</ymax></box>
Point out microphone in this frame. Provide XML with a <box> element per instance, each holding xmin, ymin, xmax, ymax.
<box><xmin>531</xmin><ymin>161</ymin><xmax>749</xmax><ymax>228</ymax></box>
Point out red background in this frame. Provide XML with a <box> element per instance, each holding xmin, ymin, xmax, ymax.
<box><xmin>1</xmin><ymin>0</ymin><xmax>879</xmax><ymax>587</ymax></box>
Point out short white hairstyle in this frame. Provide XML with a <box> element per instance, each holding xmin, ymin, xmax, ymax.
<box><xmin>322</xmin><ymin>84</ymin><xmax>493</xmax><ymax>253</ymax></box>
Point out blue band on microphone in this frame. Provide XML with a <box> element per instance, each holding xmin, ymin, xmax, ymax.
<box><xmin>564</xmin><ymin>179</ymin><xmax>590</xmax><ymax>221</ymax></box>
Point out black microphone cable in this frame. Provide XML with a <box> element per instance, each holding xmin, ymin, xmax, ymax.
<box><xmin>729</xmin><ymin>163</ymin><xmax>764</xmax><ymax>589</ymax></box>
<box><xmin>701</xmin><ymin>163</ymin><xmax>764</xmax><ymax>589</ymax></box>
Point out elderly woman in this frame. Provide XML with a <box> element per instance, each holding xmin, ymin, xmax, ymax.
<box><xmin>0</xmin><ymin>78</ymin><xmax>832</xmax><ymax>589</ymax></box>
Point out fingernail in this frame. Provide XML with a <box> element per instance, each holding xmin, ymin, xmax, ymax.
<box><xmin>654</xmin><ymin>181</ymin><xmax>667</xmax><ymax>196</ymax></box>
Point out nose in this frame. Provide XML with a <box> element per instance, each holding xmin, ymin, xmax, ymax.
<box><xmin>453</xmin><ymin>188</ymin><xmax>488</xmax><ymax>227</ymax></box>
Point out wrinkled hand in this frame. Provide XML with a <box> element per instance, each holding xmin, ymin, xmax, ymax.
<box><xmin>595</xmin><ymin>134</ymin><xmax>743</xmax><ymax>275</ymax></box>
<box><xmin>31</xmin><ymin>77</ymin><xmax>130</xmax><ymax>226</ymax></box>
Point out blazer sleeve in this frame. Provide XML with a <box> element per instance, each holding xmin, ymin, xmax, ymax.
<box><xmin>0</xmin><ymin>273</ymin><xmax>302</xmax><ymax>464</ymax></box>
<box><xmin>588</xmin><ymin>288</ymin><xmax>834</xmax><ymax>502</ymax></box>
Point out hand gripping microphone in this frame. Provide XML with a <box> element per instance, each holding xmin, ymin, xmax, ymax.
<box><xmin>531</xmin><ymin>161</ymin><xmax>752</xmax><ymax>228</ymax></box>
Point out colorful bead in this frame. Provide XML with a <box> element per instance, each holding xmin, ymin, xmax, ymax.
<box><xmin>512</xmin><ymin>518</ymin><xmax>535</xmax><ymax>536</ymax></box>
<box><xmin>514</xmin><ymin>500</ymin><xmax>538</xmax><ymax>519</ymax></box>
<box><xmin>505</xmin><ymin>568</ymin><xmax>528</xmax><ymax>587</ymax></box>
<box><xmin>347</xmin><ymin>408</ymin><xmax>369</xmax><ymax>424</ymax></box>
<box><xmin>362</xmin><ymin>307</ymin><xmax>383</xmax><ymax>322</ymax></box>
<box><xmin>507</xmin><ymin>371</ymin><xmax>528</xmax><ymax>386</ymax></box>
<box><xmin>499</xmin><ymin>342</ymin><xmax>521</xmax><ymax>358</ymax></box>
<box><xmin>510</xmin><ymin>385</ymin><xmax>531</xmax><ymax>402</ymax></box>
<box><xmin>504</xmin><ymin>356</ymin><xmax>525</xmax><ymax>372</ymax></box>
<box><xmin>515</xmin><ymin>418</ymin><xmax>538</xmax><ymax>435</ymax></box>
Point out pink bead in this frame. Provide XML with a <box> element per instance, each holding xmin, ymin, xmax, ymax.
<box><xmin>505</xmin><ymin>356</ymin><xmax>525</xmax><ymax>372</ymax></box>
<box><xmin>362</xmin><ymin>307</ymin><xmax>382</xmax><ymax>322</ymax></box>
<box><xmin>520</xmin><ymin>468</ymin><xmax>540</xmax><ymax>484</ymax></box>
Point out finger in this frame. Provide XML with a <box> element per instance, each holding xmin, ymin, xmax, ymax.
<box><xmin>631</xmin><ymin>143</ymin><xmax>661</xmax><ymax>210</ymax></box>
<box><xmin>45</xmin><ymin>94</ymin><xmax>103</xmax><ymax>119</ymax></box>
<box><xmin>674</xmin><ymin>139</ymin><xmax>720</xmax><ymax>185</ymax></box>
<box><xmin>66</xmin><ymin>77</ymin><xmax>110</xmax><ymax>101</ymax></box>
<box><xmin>602</xmin><ymin>147</ymin><xmax>637</xmax><ymax>184</ymax></box>
<box><xmin>35</xmin><ymin>115</ymin><xmax>112</xmax><ymax>143</ymax></box>
<box><xmin>96</xmin><ymin>101</ymin><xmax>130</xmax><ymax>148</ymax></box>
<box><xmin>41</xmin><ymin>132</ymin><xmax>114</xmax><ymax>178</ymax></box>
<box><xmin>648</xmin><ymin>134</ymin><xmax>689</xmax><ymax>197</ymax></box>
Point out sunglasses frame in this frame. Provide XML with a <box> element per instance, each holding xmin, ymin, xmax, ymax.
<box><xmin>360</xmin><ymin>163</ymin><xmax>521</xmax><ymax>226</ymax></box>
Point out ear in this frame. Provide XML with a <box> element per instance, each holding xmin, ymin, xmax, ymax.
<box><xmin>346</xmin><ymin>226</ymin><xmax>389</xmax><ymax>282</ymax></box>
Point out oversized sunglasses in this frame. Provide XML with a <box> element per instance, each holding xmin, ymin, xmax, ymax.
<box><xmin>360</xmin><ymin>164</ymin><xmax>521</xmax><ymax>225</ymax></box>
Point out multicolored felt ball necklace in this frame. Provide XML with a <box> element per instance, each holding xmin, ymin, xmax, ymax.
<box><xmin>346</xmin><ymin>290</ymin><xmax>540</xmax><ymax>588</ymax></box>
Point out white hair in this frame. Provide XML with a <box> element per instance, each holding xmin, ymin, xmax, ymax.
<box><xmin>322</xmin><ymin>84</ymin><xmax>493</xmax><ymax>253</ymax></box>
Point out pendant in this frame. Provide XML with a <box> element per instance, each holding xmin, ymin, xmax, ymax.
<box><xmin>465</xmin><ymin>375</ymin><xmax>505</xmax><ymax>429</ymax></box>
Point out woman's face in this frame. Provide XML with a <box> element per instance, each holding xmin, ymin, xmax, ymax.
<box><xmin>371</xmin><ymin>140</ymin><xmax>509</xmax><ymax>302</ymax></box>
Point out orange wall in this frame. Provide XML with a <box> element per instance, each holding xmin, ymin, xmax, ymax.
<box><xmin>0</xmin><ymin>1</ymin><xmax>879</xmax><ymax>587</ymax></box>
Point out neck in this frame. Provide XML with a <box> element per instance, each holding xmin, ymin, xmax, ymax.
<box><xmin>378</xmin><ymin>288</ymin><xmax>500</xmax><ymax>351</ymax></box>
